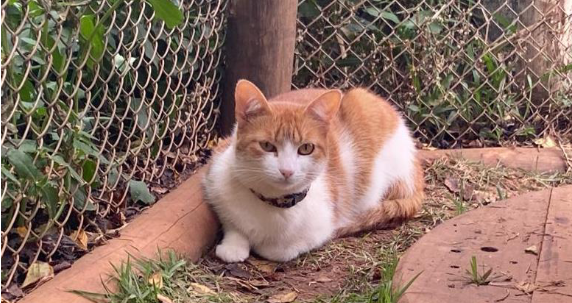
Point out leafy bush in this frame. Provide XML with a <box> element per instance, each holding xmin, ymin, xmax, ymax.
<box><xmin>295</xmin><ymin>0</ymin><xmax>571</xmax><ymax>147</ymax></box>
<box><xmin>1</xmin><ymin>0</ymin><xmax>224</xmax><ymax>290</ymax></box>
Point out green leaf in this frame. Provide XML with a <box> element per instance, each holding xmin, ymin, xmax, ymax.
<box><xmin>79</xmin><ymin>15</ymin><xmax>105</xmax><ymax>69</ymax></box>
<box><xmin>42</xmin><ymin>22</ymin><xmax>66</xmax><ymax>73</ymax></box>
<box><xmin>428</xmin><ymin>21</ymin><xmax>444</xmax><ymax>34</ymax></box>
<box><xmin>299</xmin><ymin>1</ymin><xmax>320</xmax><ymax>19</ymax></box>
<box><xmin>73</xmin><ymin>186</ymin><xmax>96</xmax><ymax>211</ymax></box>
<box><xmin>107</xmin><ymin>168</ymin><xmax>120</xmax><ymax>187</ymax></box>
<box><xmin>82</xmin><ymin>159</ymin><xmax>97</xmax><ymax>183</ymax></box>
<box><xmin>337</xmin><ymin>56</ymin><xmax>361</xmax><ymax>67</ymax></box>
<box><xmin>129</xmin><ymin>180</ymin><xmax>156</xmax><ymax>204</ymax></box>
<box><xmin>146</xmin><ymin>0</ymin><xmax>184</xmax><ymax>29</ymax></box>
<box><xmin>364</xmin><ymin>8</ymin><xmax>400</xmax><ymax>24</ymax></box>
<box><xmin>7</xmin><ymin>149</ymin><xmax>41</xmax><ymax>181</ymax></box>
<box><xmin>28</xmin><ymin>0</ymin><xmax>44</xmax><ymax>17</ymax></box>
<box><xmin>51</xmin><ymin>155</ymin><xmax>83</xmax><ymax>182</ymax></box>
<box><xmin>1</xmin><ymin>197</ymin><xmax>13</xmax><ymax>212</ymax></box>
<box><xmin>18</xmin><ymin>140</ymin><xmax>37</xmax><ymax>153</ymax></box>
<box><xmin>130</xmin><ymin>98</ymin><xmax>149</xmax><ymax>129</ymax></box>
<box><xmin>1</xmin><ymin>166</ymin><xmax>20</xmax><ymax>186</ymax></box>
<box><xmin>40</xmin><ymin>184</ymin><xmax>59</xmax><ymax>218</ymax></box>
<box><xmin>74</xmin><ymin>139</ymin><xmax>96</xmax><ymax>155</ymax></box>
<box><xmin>13</xmin><ymin>73</ymin><xmax>35</xmax><ymax>102</ymax></box>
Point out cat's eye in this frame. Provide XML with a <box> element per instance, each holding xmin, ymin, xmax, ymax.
<box><xmin>259</xmin><ymin>141</ymin><xmax>277</xmax><ymax>152</ymax></box>
<box><xmin>298</xmin><ymin>143</ymin><xmax>315</xmax><ymax>155</ymax></box>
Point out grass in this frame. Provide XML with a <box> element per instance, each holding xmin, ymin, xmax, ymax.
<box><xmin>70</xmin><ymin>250</ymin><xmax>237</xmax><ymax>303</ymax></box>
<box><xmin>465</xmin><ymin>256</ymin><xmax>493</xmax><ymax>286</ymax></box>
<box><xmin>314</xmin><ymin>257</ymin><xmax>422</xmax><ymax>303</ymax></box>
<box><xmin>71</xmin><ymin>156</ymin><xmax>572</xmax><ymax>303</ymax></box>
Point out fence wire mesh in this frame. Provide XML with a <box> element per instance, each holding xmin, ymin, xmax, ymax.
<box><xmin>1</xmin><ymin>0</ymin><xmax>225</xmax><ymax>293</ymax></box>
<box><xmin>294</xmin><ymin>0</ymin><xmax>572</xmax><ymax>148</ymax></box>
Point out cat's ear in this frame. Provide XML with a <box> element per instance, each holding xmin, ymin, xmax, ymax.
<box><xmin>305</xmin><ymin>90</ymin><xmax>342</xmax><ymax>123</ymax></box>
<box><xmin>235</xmin><ymin>79</ymin><xmax>271</xmax><ymax>123</ymax></box>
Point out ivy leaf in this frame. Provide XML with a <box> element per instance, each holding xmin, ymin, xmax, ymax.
<box><xmin>129</xmin><ymin>180</ymin><xmax>156</xmax><ymax>204</ymax></box>
<box><xmin>6</xmin><ymin>149</ymin><xmax>41</xmax><ymax>181</ymax></box>
<box><xmin>146</xmin><ymin>0</ymin><xmax>184</xmax><ymax>29</ymax></box>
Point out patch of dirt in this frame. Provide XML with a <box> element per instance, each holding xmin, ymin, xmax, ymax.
<box><xmin>195</xmin><ymin>231</ymin><xmax>395</xmax><ymax>302</ymax></box>
<box><xmin>181</xmin><ymin>156</ymin><xmax>571</xmax><ymax>302</ymax></box>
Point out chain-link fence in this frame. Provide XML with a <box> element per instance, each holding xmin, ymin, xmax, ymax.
<box><xmin>1</xmin><ymin>0</ymin><xmax>225</xmax><ymax>293</ymax></box>
<box><xmin>2</xmin><ymin>0</ymin><xmax>572</xmax><ymax>297</ymax></box>
<box><xmin>294</xmin><ymin>0</ymin><xmax>572</xmax><ymax>148</ymax></box>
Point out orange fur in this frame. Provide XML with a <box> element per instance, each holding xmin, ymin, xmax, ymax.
<box><xmin>216</xmin><ymin>80</ymin><xmax>424</xmax><ymax>238</ymax></box>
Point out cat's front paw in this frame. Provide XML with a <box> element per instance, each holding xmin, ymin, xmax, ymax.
<box><xmin>215</xmin><ymin>243</ymin><xmax>250</xmax><ymax>263</ymax></box>
<box><xmin>255</xmin><ymin>245</ymin><xmax>301</xmax><ymax>262</ymax></box>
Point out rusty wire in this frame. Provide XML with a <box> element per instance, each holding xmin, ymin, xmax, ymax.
<box><xmin>294</xmin><ymin>0</ymin><xmax>572</xmax><ymax>147</ymax></box>
<box><xmin>1</xmin><ymin>0</ymin><xmax>226</xmax><ymax>291</ymax></box>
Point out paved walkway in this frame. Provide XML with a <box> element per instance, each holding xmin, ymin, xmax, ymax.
<box><xmin>396</xmin><ymin>185</ymin><xmax>572</xmax><ymax>303</ymax></box>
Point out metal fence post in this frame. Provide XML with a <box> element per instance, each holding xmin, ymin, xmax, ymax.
<box><xmin>219</xmin><ymin>0</ymin><xmax>299</xmax><ymax>136</ymax></box>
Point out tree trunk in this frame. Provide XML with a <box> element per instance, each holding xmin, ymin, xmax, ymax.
<box><xmin>218</xmin><ymin>0</ymin><xmax>298</xmax><ymax>136</ymax></box>
<box><xmin>518</xmin><ymin>0</ymin><xmax>572</xmax><ymax>100</ymax></box>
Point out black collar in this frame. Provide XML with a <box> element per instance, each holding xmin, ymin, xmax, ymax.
<box><xmin>250</xmin><ymin>187</ymin><xmax>310</xmax><ymax>209</ymax></box>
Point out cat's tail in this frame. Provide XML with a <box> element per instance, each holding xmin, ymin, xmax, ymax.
<box><xmin>334</xmin><ymin>161</ymin><xmax>425</xmax><ymax>238</ymax></box>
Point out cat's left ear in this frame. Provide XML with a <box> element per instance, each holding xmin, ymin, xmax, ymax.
<box><xmin>305</xmin><ymin>90</ymin><xmax>342</xmax><ymax>123</ymax></box>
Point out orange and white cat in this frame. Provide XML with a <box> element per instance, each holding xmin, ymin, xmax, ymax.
<box><xmin>203</xmin><ymin>80</ymin><xmax>424</xmax><ymax>262</ymax></box>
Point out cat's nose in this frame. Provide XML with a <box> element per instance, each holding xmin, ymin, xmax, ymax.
<box><xmin>279</xmin><ymin>169</ymin><xmax>293</xmax><ymax>179</ymax></box>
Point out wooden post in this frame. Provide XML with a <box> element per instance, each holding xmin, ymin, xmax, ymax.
<box><xmin>518</xmin><ymin>0</ymin><xmax>572</xmax><ymax>100</ymax></box>
<box><xmin>218</xmin><ymin>0</ymin><xmax>298</xmax><ymax>136</ymax></box>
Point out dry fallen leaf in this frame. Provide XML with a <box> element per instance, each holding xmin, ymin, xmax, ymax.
<box><xmin>316</xmin><ymin>276</ymin><xmax>333</xmax><ymax>283</ymax></box>
<box><xmin>189</xmin><ymin>282</ymin><xmax>215</xmax><ymax>295</ymax></box>
<box><xmin>444</xmin><ymin>177</ymin><xmax>460</xmax><ymax>193</ymax></box>
<box><xmin>70</xmin><ymin>229</ymin><xmax>88</xmax><ymax>251</ymax></box>
<box><xmin>525</xmin><ymin>245</ymin><xmax>538</xmax><ymax>255</ymax></box>
<box><xmin>15</xmin><ymin>226</ymin><xmax>28</xmax><ymax>238</ymax></box>
<box><xmin>515</xmin><ymin>281</ymin><xmax>537</xmax><ymax>294</ymax></box>
<box><xmin>247</xmin><ymin>259</ymin><xmax>277</xmax><ymax>274</ymax></box>
<box><xmin>151</xmin><ymin>186</ymin><xmax>169</xmax><ymax>194</ymax></box>
<box><xmin>22</xmin><ymin>262</ymin><xmax>54</xmax><ymax>288</ymax></box>
<box><xmin>250</xmin><ymin>279</ymin><xmax>270</xmax><ymax>287</ymax></box>
<box><xmin>157</xmin><ymin>294</ymin><xmax>173</xmax><ymax>303</ymax></box>
<box><xmin>268</xmin><ymin>291</ymin><xmax>298</xmax><ymax>303</ymax></box>
<box><xmin>462</xmin><ymin>184</ymin><xmax>475</xmax><ymax>201</ymax></box>
<box><xmin>534</xmin><ymin>136</ymin><xmax>556</xmax><ymax>148</ymax></box>
<box><xmin>148</xmin><ymin>272</ymin><xmax>163</xmax><ymax>289</ymax></box>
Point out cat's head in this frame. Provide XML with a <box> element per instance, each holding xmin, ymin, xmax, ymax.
<box><xmin>232</xmin><ymin>80</ymin><xmax>341</xmax><ymax>194</ymax></box>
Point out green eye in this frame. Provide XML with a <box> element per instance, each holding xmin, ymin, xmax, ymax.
<box><xmin>298</xmin><ymin>143</ymin><xmax>315</xmax><ymax>155</ymax></box>
<box><xmin>259</xmin><ymin>141</ymin><xmax>277</xmax><ymax>152</ymax></box>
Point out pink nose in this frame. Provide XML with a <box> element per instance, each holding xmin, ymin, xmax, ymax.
<box><xmin>279</xmin><ymin>169</ymin><xmax>293</xmax><ymax>179</ymax></box>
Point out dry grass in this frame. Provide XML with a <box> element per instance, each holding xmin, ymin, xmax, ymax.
<box><xmin>75</xmin><ymin>156</ymin><xmax>572</xmax><ymax>303</ymax></box>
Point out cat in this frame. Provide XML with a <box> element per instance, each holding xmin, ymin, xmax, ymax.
<box><xmin>202</xmin><ymin>80</ymin><xmax>424</xmax><ymax>263</ymax></box>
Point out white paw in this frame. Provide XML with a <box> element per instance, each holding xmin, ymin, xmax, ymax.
<box><xmin>215</xmin><ymin>243</ymin><xmax>250</xmax><ymax>263</ymax></box>
<box><xmin>255</xmin><ymin>245</ymin><xmax>301</xmax><ymax>262</ymax></box>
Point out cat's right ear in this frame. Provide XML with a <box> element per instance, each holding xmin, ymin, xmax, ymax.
<box><xmin>235</xmin><ymin>79</ymin><xmax>271</xmax><ymax>123</ymax></box>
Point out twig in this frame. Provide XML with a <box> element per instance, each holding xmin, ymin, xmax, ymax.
<box><xmin>494</xmin><ymin>289</ymin><xmax>510</xmax><ymax>302</ymax></box>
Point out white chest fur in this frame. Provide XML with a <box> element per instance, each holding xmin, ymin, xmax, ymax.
<box><xmin>203</xmin><ymin>146</ymin><xmax>335</xmax><ymax>262</ymax></box>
